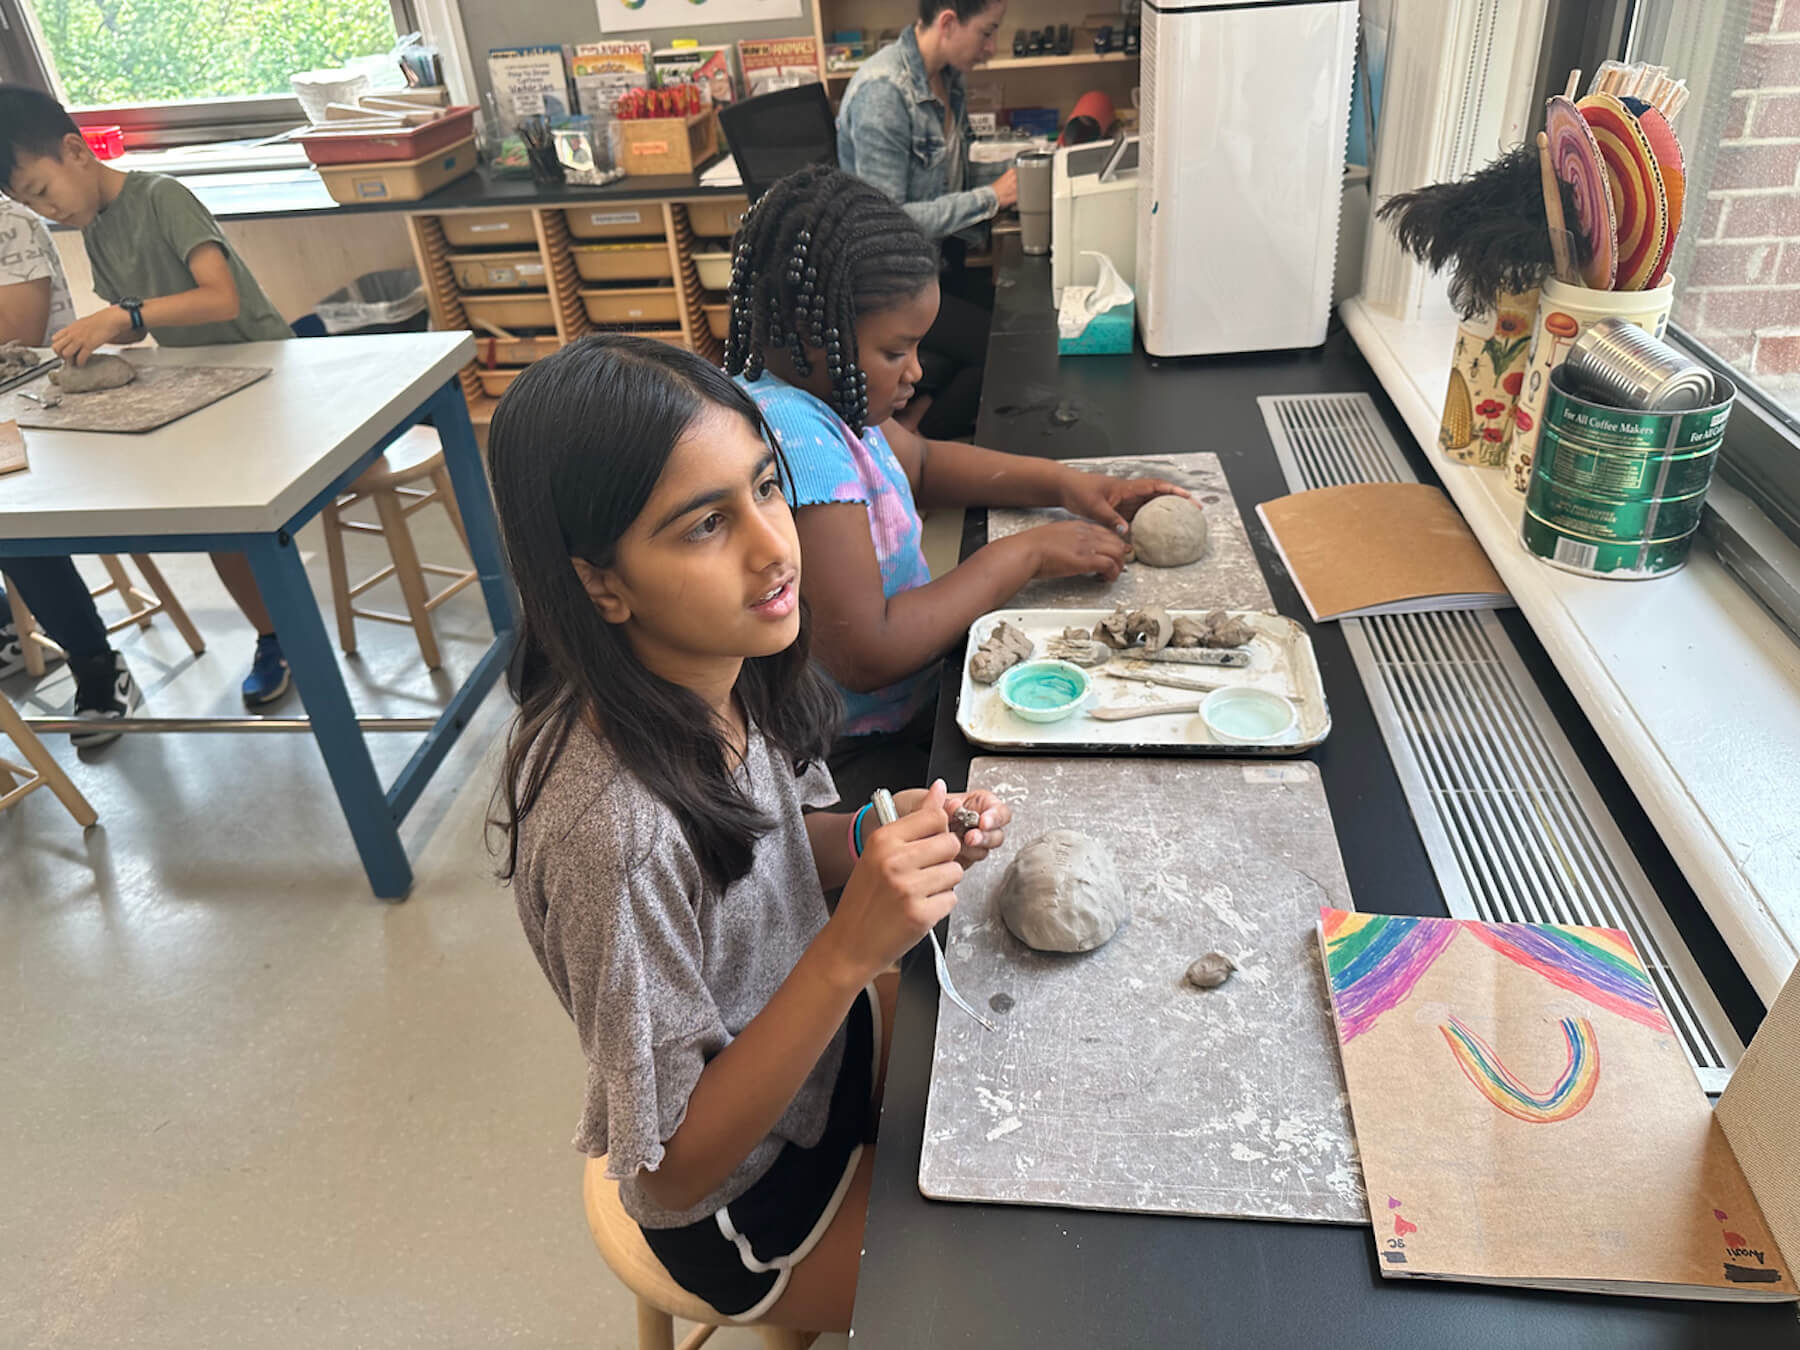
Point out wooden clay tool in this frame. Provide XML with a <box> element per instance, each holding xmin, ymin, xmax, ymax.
<box><xmin>1536</xmin><ymin>131</ymin><xmax>1577</xmax><ymax>285</ymax></box>
<box><xmin>872</xmin><ymin>789</ymin><xmax>995</xmax><ymax>1032</ymax></box>
<box><xmin>1088</xmin><ymin>699</ymin><xmax>1205</xmax><ymax>722</ymax></box>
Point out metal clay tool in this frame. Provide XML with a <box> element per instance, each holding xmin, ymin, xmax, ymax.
<box><xmin>872</xmin><ymin>788</ymin><xmax>996</xmax><ymax>1033</ymax></box>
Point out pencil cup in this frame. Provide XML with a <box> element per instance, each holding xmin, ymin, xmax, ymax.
<box><xmin>1438</xmin><ymin>288</ymin><xmax>1538</xmax><ymax>468</ymax></box>
<box><xmin>1504</xmin><ymin>275</ymin><xmax>1674</xmax><ymax>495</ymax></box>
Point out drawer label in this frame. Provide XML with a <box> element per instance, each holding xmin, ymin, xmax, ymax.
<box><xmin>590</xmin><ymin>209</ymin><xmax>644</xmax><ymax>225</ymax></box>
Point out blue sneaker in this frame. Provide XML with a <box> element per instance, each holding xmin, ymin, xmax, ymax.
<box><xmin>242</xmin><ymin>633</ymin><xmax>292</xmax><ymax>708</ymax></box>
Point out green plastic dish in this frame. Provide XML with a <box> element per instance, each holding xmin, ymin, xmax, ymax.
<box><xmin>997</xmin><ymin>660</ymin><xmax>1091</xmax><ymax>723</ymax></box>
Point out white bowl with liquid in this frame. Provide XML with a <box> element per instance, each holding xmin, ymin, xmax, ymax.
<box><xmin>1200</xmin><ymin>686</ymin><xmax>1297</xmax><ymax>744</ymax></box>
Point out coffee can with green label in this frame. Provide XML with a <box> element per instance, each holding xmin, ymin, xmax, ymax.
<box><xmin>1521</xmin><ymin>366</ymin><xmax>1735</xmax><ymax>579</ymax></box>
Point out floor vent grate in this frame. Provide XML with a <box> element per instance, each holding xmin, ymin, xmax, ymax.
<box><xmin>1258</xmin><ymin>393</ymin><xmax>1741</xmax><ymax>1091</ymax></box>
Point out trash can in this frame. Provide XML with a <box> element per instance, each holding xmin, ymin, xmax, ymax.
<box><xmin>292</xmin><ymin>267</ymin><xmax>430</xmax><ymax>337</ymax></box>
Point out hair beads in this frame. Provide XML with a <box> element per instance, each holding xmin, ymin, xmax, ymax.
<box><xmin>723</xmin><ymin>166</ymin><xmax>939</xmax><ymax>434</ymax></box>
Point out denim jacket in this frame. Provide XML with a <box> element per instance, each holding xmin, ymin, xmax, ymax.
<box><xmin>836</xmin><ymin>25</ymin><xmax>998</xmax><ymax>241</ymax></box>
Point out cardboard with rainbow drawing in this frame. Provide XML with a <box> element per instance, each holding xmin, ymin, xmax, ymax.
<box><xmin>1318</xmin><ymin>909</ymin><xmax>1796</xmax><ymax>1301</ymax></box>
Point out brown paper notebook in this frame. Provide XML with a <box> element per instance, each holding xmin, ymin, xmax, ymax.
<box><xmin>0</xmin><ymin>419</ymin><xmax>26</xmax><ymax>476</ymax></box>
<box><xmin>1319</xmin><ymin>910</ymin><xmax>1796</xmax><ymax>1302</ymax></box>
<box><xmin>1257</xmin><ymin>483</ymin><xmax>1511</xmax><ymax>621</ymax></box>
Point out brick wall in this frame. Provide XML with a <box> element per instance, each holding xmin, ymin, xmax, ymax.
<box><xmin>1679</xmin><ymin>0</ymin><xmax>1800</xmax><ymax>404</ymax></box>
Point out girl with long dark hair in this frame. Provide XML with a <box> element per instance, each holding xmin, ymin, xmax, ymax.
<box><xmin>487</xmin><ymin>334</ymin><xmax>1010</xmax><ymax>1332</ymax></box>
<box><xmin>725</xmin><ymin>165</ymin><xmax>1189</xmax><ymax>805</ymax></box>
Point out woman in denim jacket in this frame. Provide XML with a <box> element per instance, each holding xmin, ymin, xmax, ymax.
<box><xmin>836</xmin><ymin>2</ymin><xmax>1017</xmax><ymax>437</ymax></box>
<box><xmin>836</xmin><ymin>2</ymin><xmax>1018</xmax><ymax>241</ymax></box>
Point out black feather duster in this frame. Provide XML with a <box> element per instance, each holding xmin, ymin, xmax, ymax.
<box><xmin>1376</xmin><ymin>144</ymin><xmax>1588</xmax><ymax>320</ymax></box>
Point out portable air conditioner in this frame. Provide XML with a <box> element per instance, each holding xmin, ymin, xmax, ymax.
<box><xmin>1137</xmin><ymin>0</ymin><xmax>1358</xmax><ymax>356</ymax></box>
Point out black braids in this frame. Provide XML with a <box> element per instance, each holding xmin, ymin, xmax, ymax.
<box><xmin>721</xmin><ymin>167</ymin><xmax>939</xmax><ymax>435</ymax></box>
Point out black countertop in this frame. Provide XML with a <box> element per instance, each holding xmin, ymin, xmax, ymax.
<box><xmin>168</xmin><ymin>161</ymin><xmax>742</xmax><ymax>224</ymax></box>
<box><xmin>848</xmin><ymin>243</ymin><xmax>1791</xmax><ymax>1348</ymax></box>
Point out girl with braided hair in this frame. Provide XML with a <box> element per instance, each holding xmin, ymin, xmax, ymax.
<box><xmin>727</xmin><ymin>167</ymin><xmax>1188</xmax><ymax>804</ymax></box>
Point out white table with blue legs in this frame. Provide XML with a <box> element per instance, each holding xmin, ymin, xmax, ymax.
<box><xmin>0</xmin><ymin>332</ymin><xmax>512</xmax><ymax>899</ymax></box>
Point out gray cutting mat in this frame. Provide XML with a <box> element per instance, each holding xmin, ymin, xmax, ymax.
<box><xmin>986</xmin><ymin>453</ymin><xmax>1274</xmax><ymax>612</ymax></box>
<box><xmin>920</xmin><ymin>755</ymin><xmax>1365</xmax><ymax>1224</ymax></box>
<box><xmin>2</xmin><ymin>364</ymin><xmax>270</xmax><ymax>433</ymax></box>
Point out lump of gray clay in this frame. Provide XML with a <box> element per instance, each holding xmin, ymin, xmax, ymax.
<box><xmin>1130</xmin><ymin>495</ymin><xmax>1208</xmax><ymax>567</ymax></box>
<box><xmin>969</xmin><ymin>620</ymin><xmax>1033</xmax><ymax>684</ymax></box>
<box><xmin>1184</xmin><ymin>952</ymin><xmax>1236</xmax><ymax>989</ymax></box>
<box><xmin>950</xmin><ymin>805</ymin><xmax>980</xmax><ymax>836</ymax></box>
<box><xmin>997</xmin><ymin>829</ymin><xmax>1129</xmax><ymax>953</ymax></box>
<box><xmin>52</xmin><ymin>354</ymin><xmax>137</xmax><ymax>392</ymax></box>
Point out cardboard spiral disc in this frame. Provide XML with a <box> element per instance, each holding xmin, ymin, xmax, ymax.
<box><xmin>1632</xmin><ymin>101</ymin><xmax>1686</xmax><ymax>289</ymax></box>
<box><xmin>1546</xmin><ymin>96</ymin><xmax>1616</xmax><ymax>290</ymax></box>
<box><xmin>1580</xmin><ymin>92</ymin><xmax>1668</xmax><ymax>292</ymax></box>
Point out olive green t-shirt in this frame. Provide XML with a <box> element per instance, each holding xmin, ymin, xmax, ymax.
<box><xmin>81</xmin><ymin>172</ymin><xmax>290</xmax><ymax>346</ymax></box>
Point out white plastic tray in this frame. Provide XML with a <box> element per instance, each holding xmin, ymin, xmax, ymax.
<box><xmin>956</xmin><ymin>607</ymin><xmax>1330</xmax><ymax>755</ymax></box>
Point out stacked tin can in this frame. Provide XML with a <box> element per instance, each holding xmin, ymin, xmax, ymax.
<box><xmin>1522</xmin><ymin>319</ymin><xmax>1735</xmax><ymax>580</ymax></box>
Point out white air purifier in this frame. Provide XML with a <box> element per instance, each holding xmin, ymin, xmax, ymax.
<box><xmin>1137</xmin><ymin>0</ymin><xmax>1358</xmax><ymax>356</ymax></box>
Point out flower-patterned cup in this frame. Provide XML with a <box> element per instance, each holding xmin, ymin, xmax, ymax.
<box><xmin>1438</xmin><ymin>289</ymin><xmax>1538</xmax><ymax>468</ymax></box>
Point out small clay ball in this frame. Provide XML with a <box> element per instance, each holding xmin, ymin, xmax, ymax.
<box><xmin>1184</xmin><ymin>952</ymin><xmax>1236</xmax><ymax>989</ymax></box>
<box><xmin>950</xmin><ymin>806</ymin><xmax>980</xmax><ymax>836</ymax></box>
<box><xmin>1130</xmin><ymin>495</ymin><xmax>1209</xmax><ymax>567</ymax></box>
<box><xmin>52</xmin><ymin>354</ymin><xmax>137</xmax><ymax>392</ymax></box>
<box><xmin>997</xmin><ymin>830</ymin><xmax>1130</xmax><ymax>953</ymax></box>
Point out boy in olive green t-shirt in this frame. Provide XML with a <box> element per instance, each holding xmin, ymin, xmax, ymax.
<box><xmin>0</xmin><ymin>83</ymin><xmax>295</xmax><ymax>706</ymax></box>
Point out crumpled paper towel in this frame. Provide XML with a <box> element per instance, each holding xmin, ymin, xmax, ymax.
<box><xmin>1057</xmin><ymin>251</ymin><xmax>1134</xmax><ymax>340</ymax></box>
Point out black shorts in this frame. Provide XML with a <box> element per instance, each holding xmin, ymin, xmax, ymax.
<box><xmin>639</xmin><ymin>985</ymin><xmax>880</xmax><ymax>1321</ymax></box>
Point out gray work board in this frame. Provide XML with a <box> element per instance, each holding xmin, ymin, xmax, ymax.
<box><xmin>986</xmin><ymin>452</ymin><xmax>1275</xmax><ymax>612</ymax></box>
<box><xmin>920</xmin><ymin>754</ymin><xmax>1366</xmax><ymax>1225</ymax></box>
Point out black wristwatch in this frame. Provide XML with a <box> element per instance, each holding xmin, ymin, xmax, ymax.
<box><xmin>117</xmin><ymin>297</ymin><xmax>144</xmax><ymax>333</ymax></box>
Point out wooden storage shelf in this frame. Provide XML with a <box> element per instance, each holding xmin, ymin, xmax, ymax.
<box><xmin>410</xmin><ymin>195</ymin><xmax>732</xmax><ymax>421</ymax></box>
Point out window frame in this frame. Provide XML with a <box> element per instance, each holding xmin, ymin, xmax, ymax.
<box><xmin>0</xmin><ymin>0</ymin><xmax>419</xmax><ymax>147</ymax></box>
<box><xmin>1612</xmin><ymin>0</ymin><xmax>1800</xmax><ymax>606</ymax></box>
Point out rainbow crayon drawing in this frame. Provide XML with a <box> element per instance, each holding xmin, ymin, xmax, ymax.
<box><xmin>1320</xmin><ymin>910</ymin><xmax>1459</xmax><ymax>1042</ymax></box>
<box><xmin>1316</xmin><ymin>906</ymin><xmax>1795</xmax><ymax>1300</ymax></box>
<box><xmin>1440</xmin><ymin>1015</ymin><xmax>1601</xmax><ymax>1123</ymax></box>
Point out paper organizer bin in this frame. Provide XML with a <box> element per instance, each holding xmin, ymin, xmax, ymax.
<box><xmin>579</xmin><ymin>287</ymin><xmax>681</xmax><ymax>324</ymax></box>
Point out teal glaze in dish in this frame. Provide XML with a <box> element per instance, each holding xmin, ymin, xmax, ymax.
<box><xmin>997</xmin><ymin>660</ymin><xmax>1090</xmax><ymax>723</ymax></box>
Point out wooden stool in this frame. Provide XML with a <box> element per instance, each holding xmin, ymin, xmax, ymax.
<box><xmin>4</xmin><ymin>555</ymin><xmax>205</xmax><ymax>678</ymax></box>
<box><xmin>0</xmin><ymin>693</ymin><xmax>95</xmax><ymax>826</ymax></box>
<box><xmin>582</xmin><ymin>1157</ymin><xmax>816</xmax><ymax>1350</ymax></box>
<box><xmin>322</xmin><ymin>425</ymin><xmax>476</xmax><ymax>671</ymax></box>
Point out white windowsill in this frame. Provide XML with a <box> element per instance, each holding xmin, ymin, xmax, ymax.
<box><xmin>1341</xmin><ymin>294</ymin><xmax>1800</xmax><ymax>1005</ymax></box>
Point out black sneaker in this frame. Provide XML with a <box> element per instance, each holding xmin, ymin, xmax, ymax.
<box><xmin>72</xmin><ymin>652</ymin><xmax>141</xmax><ymax>748</ymax></box>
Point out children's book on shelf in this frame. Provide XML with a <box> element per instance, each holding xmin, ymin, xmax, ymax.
<box><xmin>569</xmin><ymin>41</ymin><xmax>651</xmax><ymax>118</ymax></box>
<box><xmin>737</xmin><ymin>37</ymin><xmax>820</xmax><ymax>97</ymax></box>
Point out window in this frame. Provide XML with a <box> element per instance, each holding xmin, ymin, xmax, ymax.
<box><xmin>0</xmin><ymin>0</ymin><xmax>413</xmax><ymax>144</ymax></box>
<box><xmin>1630</xmin><ymin>0</ymin><xmax>1800</xmax><ymax>544</ymax></box>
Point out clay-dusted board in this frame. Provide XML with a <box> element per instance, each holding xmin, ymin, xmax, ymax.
<box><xmin>0</xmin><ymin>346</ymin><xmax>58</xmax><ymax>395</ymax></box>
<box><xmin>919</xmin><ymin>755</ymin><xmax>1365</xmax><ymax>1224</ymax></box>
<box><xmin>956</xmin><ymin>608</ymin><xmax>1330</xmax><ymax>755</ymax></box>
<box><xmin>2</xmin><ymin>364</ymin><xmax>271</xmax><ymax>433</ymax></box>
<box><xmin>985</xmin><ymin>453</ymin><xmax>1275</xmax><ymax>612</ymax></box>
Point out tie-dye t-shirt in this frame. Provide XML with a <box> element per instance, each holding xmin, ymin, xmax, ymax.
<box><xmin>736</xmin><ymin>371</ymin><xmax>936</xmax><ymax>737</ymax></box>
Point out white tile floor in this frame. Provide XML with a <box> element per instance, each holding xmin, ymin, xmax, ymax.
<box><xmin>1</xmin><ymin>506</ymin><xmax>850</xmax><ymax>1350</ymax></box>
